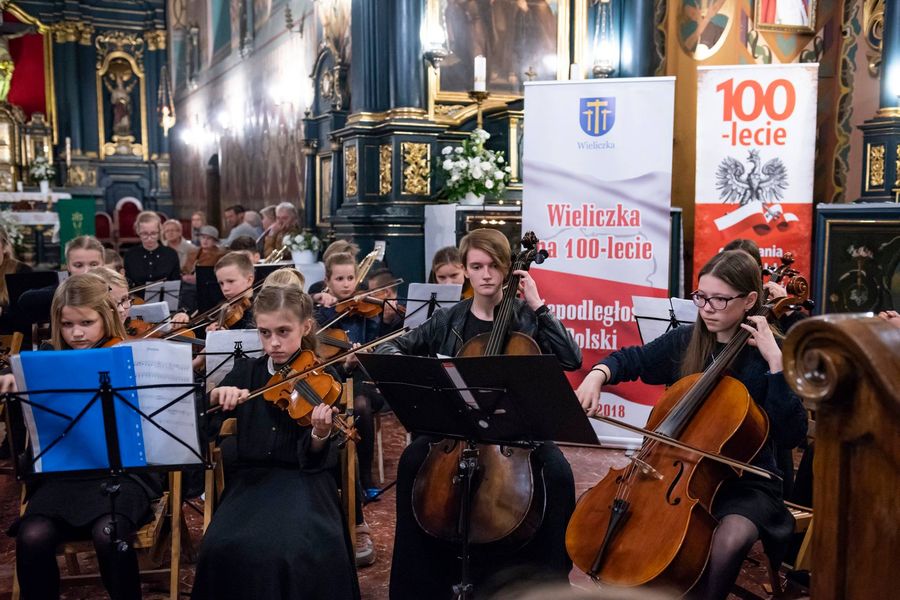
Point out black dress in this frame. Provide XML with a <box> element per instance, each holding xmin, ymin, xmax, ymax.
<box><xmin>598</xmin><ymin>325</ymin><xmax>808</xmax><ymax>563</ymax></box>
<box><xmin>385</xmin><ymin>308</ymin><xmax>581</xmax><ymax>600</ymax></box>
<box><xmin>8</xmin><ymin>345</ymin><xmax>157</xmax><ymax>537</ymax></box>
<box><xmin>191</xmin><ymin>355</ymin><xmax>360</xmax><ymax>600</ymax></box>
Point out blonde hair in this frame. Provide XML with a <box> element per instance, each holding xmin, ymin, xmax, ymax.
<box><xmin>263</xmin><ymin>267</ymin><xmax>306</xmax><ymax>290</ymax></box>
<box><xmin>65</xmin><ymin>235</ymin><xmax>105</xmax><ymax>260</ymax></box>
<box><xmin>324</xmin><ymin>252</ymin><xmax>356</xmax><ymax>279</ymax></box>
<box><xmin>459</xmin><ymin>228</ymin><xmax>511</xmax><ymax>274</ymax></box>
<box><xmin>90</xmin><ymin>265</ymin><xmax>128</xmax><ymax>290</ymax></box>
<box><xmin>50</xmin><ymin>273</ymin><xmax>126</xmax><ymax>349</ymax></box>
<box><xmin>104</xmin><ymin>248</ymin><xmax>124</xmax><ymax>272</ymax></box>
<box><xmin>0</xmin><ymin>225</ymin><xmax>21</xmax><ymax>305</ymax></box>
<box><xmin>135</xmin><ymin>211</ymin><xmax>162</xmax><ymax>230</ymax></box>
<box><xmin>162</xmin><ymin>219</ymin><xmax>183</xmax><ymax>235</ymax></box>
<box><xmin>215</xmin><ymin>251</ymin><xmax>255</xmax><ymax>277</ymax></box>
<box><xmin>323</xmin><ymin>239</ymin><xmax>360</xmax><ymax>262</ymax></box>
<box><xmin>253</xmin><ymin>285</ymin><xmax>318</xmax><ymax>353</ymax></box>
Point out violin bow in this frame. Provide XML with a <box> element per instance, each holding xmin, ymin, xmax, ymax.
<box><xmin>316</xmin><ymin>279</ymin><xmax>405</xmax><ymax>333</ymax></box>
<box><xmin>203</xmin><ymin>327</ymin><xmax>409</xmax><ymax>414</ymax></box>
<box><xmin>127</xmin><ymin>278</ymin><xmax>167</xmax><ymax>295</ymax></box>
<box><xmin>579</xmin><ymin>414</ymin><xmax>780</xmax><ymax>481</ymax></box>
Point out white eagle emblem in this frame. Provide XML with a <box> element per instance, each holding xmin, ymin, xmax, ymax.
<box><xmin>715</xmin><ymin>149</ymin><xmax>788</xmax><ymax>206</ymax></box>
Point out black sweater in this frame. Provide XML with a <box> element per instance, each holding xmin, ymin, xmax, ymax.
<box><xmin>598</xmin><ymin>325</ymin><xmax>807</xmax><ymax>476</ymax></box>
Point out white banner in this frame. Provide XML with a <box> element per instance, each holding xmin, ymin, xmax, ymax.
<box><xmin>522</xmin><ymin>78</ymin><xmax>675</xmax><ymax>447</ymax></box>
<box><xmin>694</xmin><ymin>64</ymin><xmax>818</xmax><ymax>283</ymax></box>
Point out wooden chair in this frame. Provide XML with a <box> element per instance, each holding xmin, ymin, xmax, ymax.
<box><xmin>94</xmin><ymin>212</ymin><xmax>115</xmax><ymax>247</ymax></box>
<box><xmin>782</xmin><ymin>315</ymin><xmax>900</xmax><ymax>600</ymax></box>
<box><xmin>12</xmin><ymin>471</ymin><xmax>193</xmax><ymax>600</ymax></box>
<box><xmin>202</xmin><ymin>381</ymin><xmax>359</xmax><ymax>544</ymax></box>
<box><xmin>114</xmin><ymin>197</ymin><xmax>143</xmax><ymax>249</ymax></box>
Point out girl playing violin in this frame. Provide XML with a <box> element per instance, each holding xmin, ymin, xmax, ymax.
<box><xmin>575</xmin><ymin>250</ymin><xmax>808</xmax><ymax>600</ymax></box>
<box><xmin>378</xmin><ymin>228</ymin><xmax>582</xmax><ymax>599</ymax></box>
<box><xmin>314</xmin><ymin>251</ymin><xmax>380</xmax><ymax>564</ymax></box>
<box><xmin>429</xmin><ymin>245</ymin><xmax>473</xmax><ymax>298</ymax></box>
<box><xmin>91</xmin><ymin>266</ymin><xmax>132</xmax><ymax>326</ymax></box>
<box><xmin>10</xmin><ymin>273</ymin><xmax>155</xmax><ymax>600</ymax></box>
<box><xmin>192</xmin><ymin>285</ymin><xmax>359</xmax><ymax>600</ymax></box>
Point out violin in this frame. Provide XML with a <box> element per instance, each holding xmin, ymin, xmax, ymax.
<box><xmin>125</xmin><ymin>316</ymin><xmax>204</xmax><ymax>347</ymax></box>
<box><xmin>316</xmin><ymin>327</ymin><xmax>353</xmax><ymax>359</ymax></box>
<box><xmin>332</xmin><ymin>279</ymin><xmax>403</xmax><ymax>319</ymax></box>
<box><xmin>564</xmin><ymin>277</ymin><xmax>810</xmax><ymax>594</ymax></box>
<box><xmin>262</xmin><ymin>348</ymin><xmax>359</xmax><ymax>443</ymax></box>
<box><xmin>215</xmin><ymin>296</ymin><xmax>251</xmax><ymax>330</ymax></box>
<box><xmin>412</xmin><ymin>232</ymin><xmax>549</xmax><ymax>548</ymax></box>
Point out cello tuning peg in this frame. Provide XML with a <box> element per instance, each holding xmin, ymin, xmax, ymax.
<box><xmin>535</xmin><ymin>250</ymin><xmax>549</xmax><ymax>264</ymax></box>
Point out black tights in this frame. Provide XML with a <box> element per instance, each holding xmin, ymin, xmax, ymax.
<box><xmin>16</xmin><ymin>514</ymin><xmax>142</xmax><ymax>600</ymax></box>
<box><xmin>353</xmin><ymin>393</ymin><xmax>377</xmax><ymax>490</ymax></box>
<box><xmin>690</xmin><ymin>514</ymin><xmax>760</xmax><ymax>600</ymax></box>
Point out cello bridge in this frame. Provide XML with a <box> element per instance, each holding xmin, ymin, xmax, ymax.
<box><xmin>629</xmin><ymin>456</ymin><xmax>663</xmax><ymax>480</ymax></box>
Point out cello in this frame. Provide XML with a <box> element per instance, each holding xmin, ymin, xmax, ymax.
<box><xmin>411</xmin><ymin>232</ymin><xmax>549</xmax><ymax>548</ymax></box>
<box><xmin>565</xmin><ymin>275</ymin><xmax>809</xmax><ymax>595</ymax></box>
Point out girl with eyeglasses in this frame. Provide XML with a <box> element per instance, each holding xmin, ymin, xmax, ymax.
<box><xmin>575</xmin><ymin>250</ymin><xmax>807</xmax><ymax>600</ymax></box>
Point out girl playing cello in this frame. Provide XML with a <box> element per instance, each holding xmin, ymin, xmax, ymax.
<box><xmin>574</xmin><ymin>250</ymin><xmax>808</xmax><ymax>599</ymax></box>
<box><xmin>192</xmin><ymin>285</ymin><xmax>359</xmax><ymax>600</ymax></box>
<box><xmin>378</xmin><ymin>228</ymin><xmax>582</xmax><ymax>598</ymax></box>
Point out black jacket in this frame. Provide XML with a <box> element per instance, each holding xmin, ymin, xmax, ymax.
<box><xmin>377</xmin><ymin>297</ymin><xmax>582</xmax><ymax>371</ymax></box>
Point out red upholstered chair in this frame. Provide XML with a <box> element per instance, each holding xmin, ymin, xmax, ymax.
<box><xmin>94</xmin><ymin>211</ymin><xmax>114</xmax><ymax>247</ymax></box>
<box><xmin>180</xmin><ymin>219</ymin><xmax>192</xmax><ymax>240</ymax></box>
<box><xmin>156</xmin><ymin>211</ymin><xmax>168</xmax><ymax>223</ymax></box>
<box><xmin>114</xmin><ymin>197</ymin><xmax>143</xmax><ymax>248</ymax></box>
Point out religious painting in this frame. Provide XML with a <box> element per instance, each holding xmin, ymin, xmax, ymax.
<box><xmin>755</xmin><ymin>0</ymin><xmax>817</xmax><ymax>34</ymax></box>
<box><xmin>95</xmin><ymin>31</ymin><xmax>148</xmax><ymax>160</ymax></box>
<box><xmin>677</xmin><ymin>0</ymin><xmax>735</xmax><ymax>61</ymax></box>
<box><xmin>814</xmin><ymin>205</ymin><xmax>900</xmax><ymax>315</ymax></box>
<box><xmin>317</xmin><ymin>154</ymin><xmax>333</xmax><ymax>227</ymax></box>
<box><xmin>434</xmin><ymin>0</ymin><xmax>568</xmax><ymax>98</ymax></box>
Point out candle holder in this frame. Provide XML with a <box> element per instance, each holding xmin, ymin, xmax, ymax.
<box><xmin>468</xmin><ymin>90</ymin><xmax>490</xmax><ymax>129</ymax></box>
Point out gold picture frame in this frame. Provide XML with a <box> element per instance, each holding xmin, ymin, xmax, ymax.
<box><xmin>755</xmin><ymin>0</ymin><xmax>817</xmax><ymax>34</ymax></box>
<box><xmin>316</xmin><ymin>154</ymin><xmax>333</xmax><ymax>228</ymax></box>
<box><xmin>427</xmin><ymin>0</ymin><xmax>572</xmax><ymax>108</ymax></box>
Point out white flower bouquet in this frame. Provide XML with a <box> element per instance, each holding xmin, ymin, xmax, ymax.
<box><xmin>283</xmin><ymin>231</ymin><xmax>322</xmax><ymax>252</ymax></box>
<box><xmin>28</xmin><ymin>156</ymin><xmax>56</xmax><ymax>182</ymax></box>
<box><xmin>439</xmin><ymin>129</ymin><xmax>512</xmax><ymax>202</ymax></box>
<box><xmin>0</xmin><ymin>211</ymin><xmax>25</xmax><ymax>248</ymax></box>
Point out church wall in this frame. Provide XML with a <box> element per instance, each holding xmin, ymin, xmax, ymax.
<box><xmin>664</xmin><ymin>0</ymin><xmax>878</xmax><ymax>283</ymax></box>
<box><xmin>170</xmin><ymin>0</ymin><xmax>319</xmax><ymax>228</ymax></box>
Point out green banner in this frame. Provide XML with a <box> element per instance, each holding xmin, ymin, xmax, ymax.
<box><xmin>57</xmin><ymin>197</ymin><xmax>96</xmax><ymax>263</ymax></box>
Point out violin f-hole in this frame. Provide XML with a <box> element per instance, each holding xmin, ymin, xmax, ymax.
<box><xmin>665</xmin><ymin>460</ymin><xmax>684</xmax><ymax>506</ymax></box>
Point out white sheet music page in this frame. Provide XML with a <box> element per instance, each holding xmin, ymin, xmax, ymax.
<box><xmin>204</xmin><ymin>329</ymin><xmax>264</xmax><ymax>390</ymax></box>
<box><xmin>124</xmin><ymin>340</ymin><xmax>202</xmax><ymax>465</ymax></box>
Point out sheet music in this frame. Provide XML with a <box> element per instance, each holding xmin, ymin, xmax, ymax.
<box><xmin>11</xmin><ymin>347</ymin><xmax>146</xmax><ymax>472</ymax></box>
<box><xmin>204</xmin><ymin>329</ymin><xmax>264</xmax><ymax>390</ymax></box>
<box><xmin>128</xmin><ymin>301</ymin><xmax>171</xmax><ymax>331</ymax></box>
<box><xmin>125</xmin><ymin>340</ymin><xmax>202</xmax><ymax>465</ymax></box>
<box><xmin>143</xmin><ymin>280</ymin><xmax>182</xmax><ymax>312</ymax></box>
<box><xmin>672</xmin><ymin>298</ymin><xmax>699</xmax><ymax>323</ymax></box>
<box><xmin>631</xmin><ymin>296</ymin><xmax>676</xmax><ymax>345</ymax></box>
<box><xmin>404</xmin><ymin>283</ymin><xmax>463</xmax><ymax>329</ymax></box>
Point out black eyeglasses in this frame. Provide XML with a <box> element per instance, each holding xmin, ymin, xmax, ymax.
<box><xmin>690</xmin><ymin>291</ymin><xmax>748</xmax><ymax>311</ymax></box>
<box><xmin>117</xmin><ymin>297</ymin><xmax>133</xmax><ymax>310</ymax></box>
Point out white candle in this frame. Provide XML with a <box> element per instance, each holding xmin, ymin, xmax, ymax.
<box><xmin>473</xmin><ymin>55</ymin><xmax>486</xmax><ymax>92</ymax></box>
<box><xmin>65</xmin><ymin>137</ymin><xmax>71</xmax><ymax>167</ymax></box>
<box><xmin>16</xmin><ymin>181</ymin><xmax>23</xmax><ymax>192</ymax></box>
<box><xmin>570</xmin><ymin>63</ymin><xmax>582</xmax><ymax>80</ymax></box>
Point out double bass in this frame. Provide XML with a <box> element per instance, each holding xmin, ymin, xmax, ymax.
<box><xmin>565</xmin><ymin>276</ymin><xmax>810</xmax><ymax>595</ymax></box>
<box><xmin>411</xmin><ymin>232</ymin><xmax>549</xmax><ymax>548</ymax></box>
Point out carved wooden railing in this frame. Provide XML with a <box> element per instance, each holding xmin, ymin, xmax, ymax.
<box><xmin>783</xmin><ymin>314</ymin><xmax>900</xmax><ymax>600</ymax></box>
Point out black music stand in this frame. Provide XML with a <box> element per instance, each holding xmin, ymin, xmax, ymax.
<box><xmin>357</xmin><ymin>353</ymin><xmax>597</xmax><ymax>599</ymax></box>
<box><xmin>3</xmin><ymin>372</ymin><xmax>207</xmax><ymax>552</ymax></box>
<box><xmin>196</xmin><ymin>266</ymin><xmax>225</xmax><ymax>313</ymax></box>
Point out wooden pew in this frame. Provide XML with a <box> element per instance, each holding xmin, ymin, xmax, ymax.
<box><xmin>783</xmin><ymin>314</ymin><xmax>900</xmax><ymax>600</ymax></box>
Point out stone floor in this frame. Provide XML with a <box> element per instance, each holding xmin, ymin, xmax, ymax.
<box><xmin>0</xmin><ymin>414</ymin><xmax>810</xmax><ymax>599</ymax></box>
